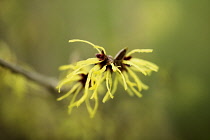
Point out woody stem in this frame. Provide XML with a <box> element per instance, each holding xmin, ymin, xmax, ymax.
<box><xmin>0</xmin><ymin>58</ymin><xmax>59</xmax><ymax>94</ymax></box>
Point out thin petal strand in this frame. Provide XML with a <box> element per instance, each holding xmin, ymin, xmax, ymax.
<box><xmin>124</xmin><ymin>61</ymin><xmax>148</xmax><ymax>75</ymax></box>
<box><xmin>59</xmin><ymin>65</ymin><xmax>75</xmax><ymax>70</ymax></box>
<box><xmin>127</xmin><ymin>67</ymin><xmax>149</xmax><ymax>90</ymax></box>
<box><xmin>91</xmin><ymin>95</ymin><xmax>99</xmax><ymax>118</ymax></box>
<box><xmin>106</xmin><ymin>70</ymin><xmax>114</xmax><ymax>98</ymax></box>
<box><xmin>131</xmin><ymin>58</ymin><xmax>159</xmax><ymax>72</ymax></box>
<box><xmin>57</xmin><ymin>83</ymin><xmax>81</xmax><ymax>101</ymax></box>
<box><xmin>126</xmin><ymin>49</ymin><xmax>153</xmax><ymax>56</ymax></box>
<box><xmin>123</xmin><ymin>72</ymin><xmax>142</xmax><ymax>97</ymax></box>
<box><xmin>56</xmin><ymin>76</ymin><xmax>80</xmax><ymax>93</ymax></box>
<box><xmin>69</xmin><ymin>39</ymin><xmax>106</xmax><ymax>54</ymax></box>
<box><xmin>116</xmin><ymin>67</ymin><xmax>128</xmax><ymax>90</ymax></box>
<box><xmin>74</xmin><ymin>65</ymin><xmax>99</xmax><ymax>107</ymax></box>
<box><xmin>68</xmin><ymin>85</ymin><xmax>82</xmax><ymax>114</ymax></box>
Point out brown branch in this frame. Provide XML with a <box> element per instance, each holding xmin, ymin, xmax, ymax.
<box><xmin>0</xmin><ymin>58</ymin><xmax>59</xmax><ymax>94</ymax></box>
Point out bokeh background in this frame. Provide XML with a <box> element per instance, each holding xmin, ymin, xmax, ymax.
<box><xmin>0</xmin><ymin>0</ymin><xmax>210</xmax><ymax>140</ymax></box>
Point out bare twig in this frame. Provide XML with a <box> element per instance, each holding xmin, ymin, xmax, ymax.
<box><xmin>0</xmin><ymin>58</ymin><xmax>59</xmax><ymax>94</ymax></box>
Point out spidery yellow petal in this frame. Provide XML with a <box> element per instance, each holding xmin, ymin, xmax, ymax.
<box><xmin>116</xmin><ymin>67</ymin><xmax>128</xmax><ymax>90</ymax></box>
<box><xmin>126</xmin><ymin>49</ymin><xmax>153</xmax><ymax>56</ymax></box>
<box><xmin>69</xmin><ymin>39</ymin><xmax>106</xmax><ymax>54</ymax></box>
<box><xmin>57</xmin><ymin>83</ymin><xmax>81</xmax><ymax>101</ymax></box>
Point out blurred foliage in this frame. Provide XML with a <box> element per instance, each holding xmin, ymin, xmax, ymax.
<box><xmin>0</xmin><ymin>0</ymin><xmax>210</xmax><ymax>140</ymax></box>
<box><xmin>0</xmin><ymin>41</ymin><xmax>28</xmax><ymax>98</ymax></box>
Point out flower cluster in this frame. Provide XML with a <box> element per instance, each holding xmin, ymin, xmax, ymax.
<box><xmin>57</xmin><ymin>39</ymin><xmax>159</xmax><ymax>118</ymax></box>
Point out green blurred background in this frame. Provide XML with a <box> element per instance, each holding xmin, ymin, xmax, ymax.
<box><xmin>0</xmin><ymin>0</ymin><xmax>210</xmax><ymax>140</ymax></box>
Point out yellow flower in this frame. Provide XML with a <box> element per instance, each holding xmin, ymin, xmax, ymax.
<box><xmin>57</xmin><ymin>39</ymin><xmax>159</xmax><ymax>118</ymax></box>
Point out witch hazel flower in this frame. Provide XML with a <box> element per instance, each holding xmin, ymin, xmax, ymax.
<box><xmin>57</xmin><ymin>39</ymin><xmax>159</xmax><ymax>118</ymax></box>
